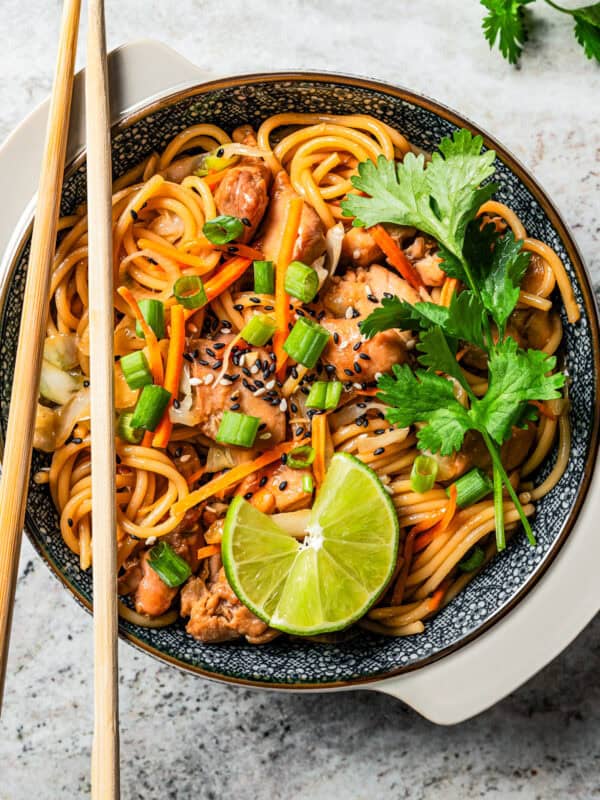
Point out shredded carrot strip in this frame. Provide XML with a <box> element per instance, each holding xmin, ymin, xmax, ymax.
<box><xmin>413</xmin><ymin>484</ymin><xmax>458</xmax><ymax>552</ymax></box>
<box><xmin>203</xmin><ymin>170</ymin><xmax>231</xmax><ymax>188</ymax></box>
<box><xmin>186</xmin><ymin>468</ymin><xmax>205</xmax><ymax>486</ymax></box>
<box><xmin>274</xmin><ymin>196</ymin><xmax>304</xmax><ymax>377</ymax></box>
<box><xmin>171</xmin><ymin>441</ymin><xmax>296</xmax><ymax>515</ymax></box>
<box><xmin>370</xmin><ymin>225</ymin><xmax>424</xmax><ymax>290</ymax></box>
<box><xmin>183</xmin><ymin>256</ymin><xmax>251</xmax><ymax>320</ymax></box>
<box><xmin>427</xmin><ymin>578</ymin><xmax>452</xmax><ymax>613</ymax></box>
<box><xmin>137</xmin><ymin>237</ymin><xmax>211</xmax><ymax>269</ymax></box>
<box><xmin>197</xmin><ymin>544</ymin><xmax>221</xmax><ymax>560</ymax></box>
<box><xmin>311</xmin><ymin>413</ymin><xmax>329</xmax><ymax>487</ymax></box>
<box><xmin>390</xmin><ymin>528</ymin><xmax>419</xmax><ymax>605</ymax></box>
<box><xmin>440</xmin><ymin>277</ymin><xmax>458</xmax><ymax>307</ymax></box>
<box><xmin>215</xmin><ymin>243</ymin><xmax>264</xmax><ymax>261</ymax></box>
<box><xmin>142</xmin><ymin>431</ymin><xmax>154</xmax><ymax>448</ymax></box>
<box><xmin>117</xmin><ymin>286</ymin><xmax>164</xmax><ymax>384</ymax></box>
<box><xmin>152</xmin><ymin>304</ymin><xmax>185</xmax><ymax>448</ymax></box>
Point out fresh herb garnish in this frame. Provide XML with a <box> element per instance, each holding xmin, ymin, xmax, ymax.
<box><xmin>481</xmin><ymin>0</ymin><xmax>600</xmax><ymax>65</ymax></box>
<box><xmin>342</xmin><ymin>129</ymin><xmax>567</xmax><ymax>551</ymax></box>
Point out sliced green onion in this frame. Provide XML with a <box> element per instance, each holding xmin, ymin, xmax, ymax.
<box><xmin>130</xmin><ymin>384</ymin><xmax>171</xmax><ymax>431</ymax></box>
<box><xmin>302</xmin><ymin>474</ymin><xmax>314</xmax><ymax>494</ymax></box>
<box><xmin>240</xmin><ymin>314</ymin><xmax>277</xmax><ymax>346</ymax></box>
<box><xmin>135</xmin><ymin>298</ymin><xmax>165</xmax><ymax>340</ymax></box>
<box><xmin>306</xmin><ymin>380</ymin><xmax>343</xmax><ymax>410</ymax></box>
<box><xmin>253</xmin><ymin>260</ymin><xmax>275</xmax><ymax>294</ymax></box>
<box><xmin>287</xmin><ymin>445</ymin><xmax>316</xmax><ymax>469</ymax></box>
<box><xmin>216</xmin><ymin>410</ymin><xmax>260</xmax><ymax>448</ymax></box>
<box><xmin>203</xmin><ymin>214</ymin><xmax>245</xmax><ymax>245</ymax></box>
<box><xmin>147</xmin><ymin>541</ymin><xmax>192</xmax><ymax>588</ymax></box>
<box><xmin>458</xmin><ymin>546</ymin><xmax>486</xmax><ymax>573</ymax></box>
<box><xmin>284</xmin><ymin>260</ymin><xmax>319</xmax><ymax>303</ymax></box>
<box><xmin>449</xmin><ymin>468</ymin><xmax>493</xmax><ymax>508</ymax></box>
<box><xmin>194</xmin><ymin>148</ymin><xmax>237</xmax><ymax>177</ymax></box>
<box><xmin>283</xmin><ymin>317</ymin><xmax>330</xmax><ymax>369</ymax></box>
<box><xmin>119</xmin><ymin>350</ymin><xmax>153</xmax><ymax>390</ymax></box>
<box><xmin>493</xmin><ymin>465</ymin><xmax>505</xmax><ymax>552</ymax></box>
<box><xmin>117</xmin><ymin>412</ymin><xmax>143</xmax><ymax>444</ymax></box>
<box><xmin>410</xmin><ymin>455</ymin><xmax>439</xmax><ymax>494</ymax></box>
<box><xmin>173</xmin><ymin>275</ymin><xmax>207</xmax><ymax>310</ymax></box>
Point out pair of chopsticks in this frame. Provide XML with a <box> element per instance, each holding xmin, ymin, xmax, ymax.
<box><xmin>0</xmin><ymin>0</ymin><xmax>120</xmax><ymax>796</ymax></box>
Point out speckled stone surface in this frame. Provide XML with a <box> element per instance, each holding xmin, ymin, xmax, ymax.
<box><xmin>0</xmin><ymin>1</ymin><xmax>599</xmax><ymax>798</ymax></box>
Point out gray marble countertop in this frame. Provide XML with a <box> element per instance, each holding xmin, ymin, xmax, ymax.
<box><xmin>1</xmin><ymin>1</ymin><xmax>599</xmax><ymax>798</ymax></box>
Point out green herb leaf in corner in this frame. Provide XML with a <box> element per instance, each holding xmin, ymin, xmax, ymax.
<box><xmin>481</xmin><ymin>0</ymin><xmax>535</xmax><ymax>65</ymax></box>
<box><xmin>573</xmin><ymin>10</ymin><xmax>600</xmax><ymax>63</ymax></box>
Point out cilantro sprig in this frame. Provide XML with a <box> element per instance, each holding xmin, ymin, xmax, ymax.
<box><xmin>481</xmin><ymin>0</ymin><xmax>600</xmax><ymax>65</ymax></box>
<box><xmin>341</xmin><ymin>130</ymin><xmax>567</xmax><ymax>551</ymax></box>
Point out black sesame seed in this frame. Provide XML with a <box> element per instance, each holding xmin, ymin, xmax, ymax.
<box><xmin>198</xmin><ymin>358</ymin><xmax>209</xmax><ymax>366</ymax></box>
<box><xmin>242</xmin><ymin>367</ymin><xmax>251</xmax><ymax>377</ymax></box>
<box><xmin>183</xmin><ymin>352</ymin><xmax>194</xmax><ymax>363</ymax></box>
<box><xmin>221</xmin><ymin>320</ymin><xmax>232</xmax><ymax>329</ymax></box>
<box><xmin>375</xmin><ymin>428</ymin><xmax>385</xmax><ymax>435</ymax></box>
<box><xmin>244</xmin><ymin>492</ymin><xmax>254</xmax><ymax>501</ymax></box>
<box><xmin>352</xmin><ymin>341</ymin><xmax>361</xmax><ymax>351</ymax></box>
<box><xmin>291</xmin><ymin>366</ymin><xmax>298</xmax><ymax>379</ymax></box>
<box><xmin>258</xmin><ymin>422</ymin><xmax>267</xmax><ymax>430</ymax></box>
<box><xmin>217</xmin><ymin>147</ymin><xmax>225</xmax><ymax>157</ymax></box>
<box><xmin>383</xmin><ymin>292</ymin><xmax>393</xmax><ymax>299</ymax></box>
<box><xmin>290</xmin><ymin>402</ymin><xmax>298</xmax><ymax>414</ymax></box>
<box><xmin>227</xmin><ymin>245</ymin><xmax>239</xmax><ymax>254</ymax></box>
<box><xmin>205</xmin><ymin>347</ymin><xmax>216</xmax><ymax>358</ymax></box>
<box><xmin>367</xmin><ymin>294</ymin><xmax>378</xmax><ymax>303</ymax></box>
<box><xmin>296</xmin><ymin>308</ymin><xmax>305</xmax><ymax>317</ymax></box>
<box><xmin>264</xmin><ymin>305</ymin><xmax>274</xmax><ymax>311</ymax></box>
<box><xmin>259</xmin><ymin>476</ymin><xmax>268</xmax><ymax>487</ymax></box>
<box><xmin>116</xmin><ymin>454</ymin><xmax>121</xmax><ymax>464</ymax></box>
<box><xmin>230</xmin><ymin>403</ymin><xmax>241</xmax><ymax>411</ymax></box>
<box><xmin>147</xmin><ymin>257</ymin><xmax>158</xmax><ymax>265</ymax></box>
<box><xmin>344</xmin><ymin>368</ymin><xmax>354</xmax><ymax>377</ymax></box>
<box><xmin>353</xmin><ymin>362</ymin><xmax>362</xmax><ymax>373</ymax></box>
<box><xmin>213</xmin><ymin>342</ymin><xmax>226</xmax><ymax>350</ymax></box>
<box><xmin>83</xmin><ymin>380</ymin><xmax>90</xmax><ymax>388</ymax></box>
<box><xmin>71</xmin><ymin>437</ymin><xmax>83</xmax><ymax>445</ymax></box>
<box><xmin>270</xmin><ymin>351</ymin><xmax>277</xmax><ymax>360</ymax></box>
<box><xmin>242</xmin><ymin>378</ymin><xmax>251</xmax><ymax>389</ymax></box>
<box><xmin>130</xmin><ymin>208</ymin><xmax>138</xmax><ymax>221</ymax></box>
<box><xmin>254</xmin><ymin>379</ymin><xmax>265</xmax><ymax>388</ymax></box>
<box><xmin>281</xmin><ymin>453</ymin><xmax>288</xmax><ymax>465</ymax></box>
<box><xmin>241</xmin><ymin>217</ymin><xmax>252</xmax><ymax>227</ymax></box>
<box><xmin>333</xmin><ymin>332</ymin><xmax>340</xmax><ymax>345</ymax></box>
<box><xmin>295</xmin><ymin>426</ymin><xmax>304</xmax><ymax>436</ymax></box>
<box><xmin>234</xmin><ymin>303</ymin><xmax>244</xmax><ymax>312</ymax></box>
<box><xmin>301</xmin><ymin>386</ymin><xmax>310</xmax><ymax>395</ymax></box>
<box><xmin>325</xmin><ymin>364</ymin><xmax>336</xmax><ymax>375</ymax></box>
<box><xmin>278</xmin><ymin>481</ymin><xmax>288</xmax><ymax>491</ymax></box>
<box><xmin>212</xmin><ymin>360</ymin><xmax>223</xmax><ymax>369</ymax></box>
<box><xmin>357</xmin><ymin>402</ymin><xmax>367</xmax><ymax>409</ymax></box>
<box><xmin>359</xmin><ymin>353</ymin><xmax>371</xmax><ymax>361</ymax></box>
<box><xmin>317</xmin><ymin>310</ymin><xmax>326</xmax><ymax>320</ymax></box>
<box><xmin>67</xmin><ymin>518</ymin><xmax>74</xmax><ymax>527</ymax></box>
<box><xmin>374</xmin><ymin>447</ymin><xmax>385</xmax><ymax>455</ymax></box>
<box><xmin>173</xmin><ymin>399</ymin><xmax>181</xmax><ymax>409</ymax></box>
<box><xmin>250</xmin><ymin>296</ymin><xmax>261</xmax><ymax>304</ymax></box>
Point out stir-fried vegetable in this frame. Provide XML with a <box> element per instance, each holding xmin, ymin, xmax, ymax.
<box><xmin>216</xmin><ymin>410</ymin><xmax>260</xmax><ymax>448</ymax></box>
<box><xmin>283</xmin><ymin>317</ymin><xmax>330</xmax><ymax>369</ymax></box>
<box><xmin>148</xmin><ymin>541</ymin><xmax>192</xmax><ymax>588</ymax></box>
<box><xmin>203</xmin><ymin>214</ymin><xmax>245</xmax><ymax>245</ymax></box>
<box><xmin>131</xmin><ymin>385</ymin><xmax>171</xmax><ymax>431</ymax></box>
<box><xmin>173</xmin><ymin>275</ymin><xmax>208</xmax><ymax>310</ymax></box>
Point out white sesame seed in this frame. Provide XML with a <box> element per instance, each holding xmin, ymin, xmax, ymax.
<box><xmin>189</xmin><ymin>377</ymin><xmax>202</xmax><ymax>386</ymax></box>
<box><xmin>279</xmin><ymin>398</ymin><xmax>288</xmax><ymax>412</ymax></box>
<box><xmin>254</xmin><ymin>387</ymin><xmax>266</xmax><ymax>397</ymax></box>
<box><xmin>220</xmin><ymin>378</ymin><xmax>232</xmax><ymax>386</ymax></box>
<box><xmin>203</xmin><ymin>374</ymin><xmax>214</xmax><ymax>385</ymax></box>
<box><xmin>259</xmin><ymin>432</ymin><xmax>272</xmax><ymax>440</ymax></box>
<box><xmin>238</xmin><ymin>354</ymin><xmax>246</xmax><ymax>367</ymax></box>
<box><xmin>405</xmin><ymin>338</ymin><xmax>416</xmax><ymax>350</ymax></box>
<box><xmin>266</xmin><ymin>379</ymin><xmax>276</xmax><ymax>390</ymax></box>
<box><xmin>353</xmin><ymin>382</ymin><xmax>363</xmax><ymax>390</ymax></box>
<box><xmin>220</xmin><ymin>328</ymin><xmax>229</xmax><ymax>334</ymax></box>
<box><xmin>250</xmin><ymin>364</ymin><xmax>259</xmax><ymax>374</ymax></box>
<box><xmin>364</xmin><ymin>284</ymin><xmax>372</xmax><ymax>296</ymax></box>
<box><xmin>146</xmin><ymin>536</ymin><xmax>157</xmax><ymax>546</ymax></box>
<box><xmin>345</xmin><ymin>306</ymin><xmax>354</xmax><ymax>320</ymax></box>
<box><xmin>179</xmin><ymin>454</ymin><xmax>191</xmax><ymax>463</ymax></box>
<box><xmin>230</xmin><ymin>391</ymin><xmax>240</xmax><ymax>401</ymax></box>
<box><xmin>375</xmin><ymin>372</ymin><xmax>382</xmax><ymax>381</ymax></box>
<box><xmin>352</xmin><ymin>248</ymin><xmax>361</xmax><ymax>261</ymax></box>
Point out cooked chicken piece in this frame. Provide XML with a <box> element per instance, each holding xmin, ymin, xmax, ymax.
<box><xmin>161</xmin><ymin>154</ymin><xmax>204</xmax><ymax>183</ymax></box>
<box><xmin>134</xmin><ymin>551</ymin><xmax>178</xmax><ymax>617</ymax></box>
<box><xmin>414</xmin><ymin>253</ymin><xmax>445</xmax><ymax>287</ymax></box>
<box><xmin>260</xmin><ymin>171</ymin><xmax>327</xmax><ymax>264</ymax></box>
<box><xmin>462</xmin><ymin>423</ymin><xmax>536</xmax><ymax>473</ymax></box>
<box><xmin>188</xmin><ymin>334</ymin><xmax>286</xmax><ymax>445</ymax></box>
<box><xmin>214</xmin><ymin>130</ymin><xmax>271</xmax><ymax>243</ymax></box>
<box><xmin>320</xmin><ymin>263</ymin><xmax>419</xmax><ymax>318</ymax></box>
<box><xmin>341</xmin><ymin>225</ymin><xmax>416</xmax><ymax>268</ymax></box>
<box><xmin>237</xmin><ymin>462</ymin><xmax>313</xmax><ymax>513</ymax></box>
<box><xmin>181</xmin><ymin>564</ymin><xmax>273</xmax><ymax>644</ymax></box>
<box><xmin>321</xmin><ymin>318</ymin><xmax>407</xmax><ymax>383</ymax></box>
<box><xmin>167</xmin><ymin>442</ymin><xmax>203</xmax><ymax>482</ymax></box>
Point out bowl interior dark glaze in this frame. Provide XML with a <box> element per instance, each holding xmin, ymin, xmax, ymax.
<box><xmin>1</xmin><ymin>75</ymin><xmax>597</xmax><ymax>688</ymax></box>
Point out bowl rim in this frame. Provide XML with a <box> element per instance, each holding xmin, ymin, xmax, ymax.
<box><xmin>2</xmin><ymin>70</ymin><xmax>599</xmax><ymax>690</ymax></box>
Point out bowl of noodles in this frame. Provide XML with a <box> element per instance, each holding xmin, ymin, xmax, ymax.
<box><xmin>0</xmin><ymin>72</ymin><xmax>597</xmax><ymax>689</ymax></box>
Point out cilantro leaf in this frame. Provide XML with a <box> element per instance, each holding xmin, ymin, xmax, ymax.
<box><xmin>475</xmin><ymin>230</ymin><xmax>531</xmax><ymax>335</ymax></box>
<box><xmin>416</xmin><ymin>326</ymin><xmax>466</xmax><ymax>387</ymax></box>
<box><xmin>377</xmin><ymin>366</ymin><xmax>472</xmax><ymax>455</ymax></box>
<box><xmin>360</xmin><ymin>291</ymin><xmax>486</xmax><ymax>349</ymax></box>
<box><xmin>342</xmin><ymin>130</ymin><xmax>497</xmax><ymax>265</ymax></box>
<box><xmin>470</xmin><ymin>338</ymin><xmax>565</xmax><ymax>443</ymax></box>
<box><xmin>574</xmin><ymin>13</ymin><xmax>600</xmax><ymax>62</ymax></box>
<box><xmin>481</xmin><ymin>0</ymin><xmax>534</xmax><ymax>64</ymax></box>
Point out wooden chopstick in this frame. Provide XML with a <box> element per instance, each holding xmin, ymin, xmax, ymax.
<box><xmin>0</xmin><ymin>0</ymin><xmax>82</xmax><ymax>711</ymax></box>
<box><xmin>86</xmin><ymin>1</ymin><xmax>120</xmax><ymax>797</ymax></box>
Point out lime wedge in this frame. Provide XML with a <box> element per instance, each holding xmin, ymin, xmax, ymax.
<box><xmin>222</xmin><ymin>452</ymin><xmax>399</xmax><ymax>636</ymax></box>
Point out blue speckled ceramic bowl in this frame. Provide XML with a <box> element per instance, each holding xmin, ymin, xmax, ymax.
<box><xmin>1</xmin><ymin>73</ymin><xmax>598</xmax><ymax>689</ymax></box>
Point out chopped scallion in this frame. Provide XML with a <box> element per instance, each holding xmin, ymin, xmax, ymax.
<box><xmin>216</xmin><ymin>410</ymin><xmax>260</xmax><ymax>448</ymax></box>
<box><xmin>287</xmin><ymin>445</ymin><xmax>316</xmax><ymax>469</ymax></box>
<box><xmin>173</xmin><ymin>275</ymin><xmax>207</xmax><ymax>310</ymax></box>
<box><xmin>302</xmin><ymin>474</ymin><xmax>314</xmax><ymax>494</ymax></box>
<box><xmin>284</xmin><ymin>260</ymin><xmax>319</xmax><ymax>303</ymax></box>
<box><xmin>410</xmin><ymin>455</ymin><xmax>439</xmax><ymax>494</ymax></box>
<box><xmin>147</xmin><ymin>541</ymin><xmax>192</xmax><ymax>587</ymax></box>
<box><xmin>130</xmin><ymin>384</ymin><xmax>171</xmax><ymax>431</ymax></box>
<box><xmin>253</xmin><ymin>260</ymin><xmax>275</xmax><ymax>294</ymax></box>
<box><xmin>119</xmin><ymin>350</ymin><xmax>153</xmax><ymax>390</ymax></box>
<box><xmin>458</xmin><ymin>546</ymin><xmax>486</xmax><ymax>573</ymax></box>
<box><xmin>135</xmin><ymin>299</ymin><xmax>165</xmax><ymax>340</ymax></box>
<box><xmin>306</xmin><ymin>380</ymin><xmax>343</xmax><ymax>410</ymax></box>
<box><xmin>203</xmin><ymin>214</ymin><xmax>245</xmax><ymax>245</ymax></box>
<box><xmin>117</xmin><ymin>412</ymin><xmax>143</xmax><ymax>444</ymax></box>
<box><xmin>283</xmin><ymin>317</ymin><xmax>330</xmax><ymax>369</ymax></box>
<box><xmin>240</xmin><ymin>314</ymin><xmax>277</xmax><ymax>346</ymax></box>
<box><xmin>449</xmin><ymin>468</ymin><xmax>493</xmax><ymax>508</ymax></box>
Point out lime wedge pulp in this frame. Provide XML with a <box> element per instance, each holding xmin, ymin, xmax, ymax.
<box><xmin>221</xmin><ymin>452</ymin><xmax>399</xmax><ymax>636</ymax></box>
